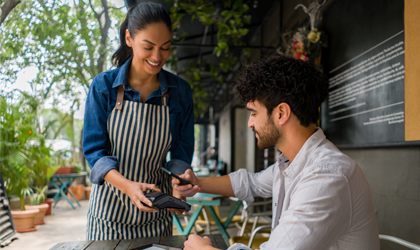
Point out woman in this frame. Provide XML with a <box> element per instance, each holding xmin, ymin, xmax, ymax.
<box><xmin>82</xmin><ymin>2</ymin><xmax>194</xmax><ymax>240</ymax></box>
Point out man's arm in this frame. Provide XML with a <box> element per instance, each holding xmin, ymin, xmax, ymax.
<box><xmin>174</xmin><ymin>165</ymin><xmax>275</xmax><ymax>201</ymax></box>
<box><xmin>197</xmin><ymin>175</ymin><xmax>234</xmax><ymax>197</ymax></box>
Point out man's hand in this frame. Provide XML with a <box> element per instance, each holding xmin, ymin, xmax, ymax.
<box><xmin>168</xmin><ymin>187</ymin><xmax>188</xmax><ymax>215</ymax></box>
<box><xmin>184</xmin><ymin>234</ymin><xmax>218</xmax><ymax>250</ymax></box>
<box><xmin>172</xmin><ymin>169</ymin><xmax>201</xmax><ymax>197</ymax></box>
<box><xmin>124</xmin><ymin>181</ymin><xmax>161</xmax><ymax>212</ymax></box>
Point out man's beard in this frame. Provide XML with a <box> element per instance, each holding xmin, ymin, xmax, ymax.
<box><xmin>253</xmin><ymin>118</ymin><xmax>282</xmax><ymax>149</ymax></box>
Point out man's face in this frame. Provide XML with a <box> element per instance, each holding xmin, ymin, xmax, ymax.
<box><xmin>247</xmin><ymin>101</ymin><xmax>282</xmax><ymax>149</ymax></box>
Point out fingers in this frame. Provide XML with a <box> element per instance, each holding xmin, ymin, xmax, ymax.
<box><xmin>144</xmin><ymin>183</ymin><xmax>161</xmax><ymax>193</ymax></box>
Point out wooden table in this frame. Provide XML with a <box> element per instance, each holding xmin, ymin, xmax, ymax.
<box><xmin>49</xmin><ymin>234</ymin><xmax>228</xmax><ymax>250</ymax></box>
<box><xmin>173</xmin><ymin>193</ymin><xmax>242</xmax><ymax>243</ymax></box>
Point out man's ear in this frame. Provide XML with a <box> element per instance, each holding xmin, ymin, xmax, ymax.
<box><xmin>125</xmin><ymin>30</ymin><xmax>133</xmax><ymax>47</ymax></box>
<box><xmin>274</xmin><ymin>102</ymin><xmax>291</xmax><ymax>125</ymax></box>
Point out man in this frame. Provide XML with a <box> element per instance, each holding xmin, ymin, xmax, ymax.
<box><xmin>175</xmin><ymin>54</ymin><xmax>380</xmax><ymax>250</ymax></box>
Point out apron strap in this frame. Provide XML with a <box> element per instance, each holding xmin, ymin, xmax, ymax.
<box><xmin>115</xmin><ymin>85</ymin><xmax>124</xmax><ymax>110</ymax></box>
<box><xmin>161</xmin><ymin>92</ymin><xmax>169</xmax><ymax>106</ymax></box>
<box><xmin>115</xmin><ymin>85</ymin><xmax>169</xmax><ymax>110</ymax></box>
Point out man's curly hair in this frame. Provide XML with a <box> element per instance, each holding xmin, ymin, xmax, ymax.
<box><xmin>234</xmin><ymin>54</ymin><xmax>329</xmax><ymax>127</ymax></box>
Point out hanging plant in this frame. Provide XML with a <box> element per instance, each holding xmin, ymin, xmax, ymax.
<box><xmin>166</xmin><ymin>0</ymin><xmax>251</xmax><ymax>117</ymax></box>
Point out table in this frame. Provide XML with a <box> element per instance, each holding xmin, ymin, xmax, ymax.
<box><xmin>50</xmin><ymin>173</ymin><xmax>86</xmax><ymax>209</ymax></box>
<box><xmin>173</xmin><ymin>193</ymin><xmax>242</xmax><ymax>243</ymax></box>
<box><xmin>49</xmin><ymin>234</ymin><xmax>228</xmax><ymax>250</ymax></box>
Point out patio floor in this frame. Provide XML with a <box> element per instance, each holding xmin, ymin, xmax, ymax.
<box><xmin>6</xmin><ymin>198</ymin><xmax>266</xmax><ymax>249</ymax></box>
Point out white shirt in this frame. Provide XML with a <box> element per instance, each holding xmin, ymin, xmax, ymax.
<box><xmin>228</xmin><ymin>128</ymin><xmax>379</xmax><ymax>250</ymax></box>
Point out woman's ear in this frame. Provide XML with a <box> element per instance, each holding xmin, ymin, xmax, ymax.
<box><xmin>277</xmin><ymin>102</ymin><xmax>291</xmax><ymax>125</ymax></box>
<box><xmin>125</xmin><ymin>30</ymin><xmax>133</xmax><ymax>47</ymax></box>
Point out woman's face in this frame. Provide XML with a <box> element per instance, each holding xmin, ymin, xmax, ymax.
<box><xmin>126</xmin><ymin>22</ymin><xmax>171</xmax><ymax>75</ymax></box>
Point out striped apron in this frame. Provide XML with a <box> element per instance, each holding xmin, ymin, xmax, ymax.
<box><xmin>87</xmin><ymin>85</ymin><xmax>173</xmax><ymax>240</ymax></box>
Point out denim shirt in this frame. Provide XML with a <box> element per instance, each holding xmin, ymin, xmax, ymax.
<box><xmin>83</xmin><ymin>58</ymin><xmax>194</xmax><ymax>185</ymax></box>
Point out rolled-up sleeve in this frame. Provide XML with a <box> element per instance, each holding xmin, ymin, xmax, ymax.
<box><xmin>83</xmin><ymin>79</ymin><xmax>118</xmax><ymax>185</ymax></box>
<box><xmin>228</xmin><ymin>166</ymin><xmax>275</xmax><ymax>202</ymax></box>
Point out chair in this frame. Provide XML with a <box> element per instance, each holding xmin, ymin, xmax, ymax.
<box><xmin>379</xmin><ymin>235</ymin><xmax>420</xmax><ymax>250</ymax></box>
<box><xmin>235</xmin><ymin>199</ymin><xmax>272</xmax><ymax>236</ymax></box>
<box><xmin>230</xmin><ymin>225</ymin><xmax>271</xmax><ymax>249</ymax></box>
<box><xmin>234</xmin><ymin>230</ymin><xmax>420</xmax><ymax>250</ymax></box>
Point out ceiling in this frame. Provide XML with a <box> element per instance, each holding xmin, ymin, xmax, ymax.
<box><xmin>124</xmin><ymin>0</ymin><xmax>280</xmax><ymax>123</ymax></box>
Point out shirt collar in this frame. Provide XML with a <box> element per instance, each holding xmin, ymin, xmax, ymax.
<box><xmin>112</xmin><ymin>58</ymin><xmax>177</xmax><ymax>94</ymax></box>
<box><xmin>282</xmin><ymin>128</ymin><xmax>327</xmax><ymax>179</ymax></box>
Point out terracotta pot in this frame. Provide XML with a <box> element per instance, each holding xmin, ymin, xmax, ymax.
<box><xmin>26</xmin><ymin>204</ymin><xmax>49</xmax><ymax>225</ymax></box>
<box><xmin>85</xmin><ymin>187</ymin><xmax>92</xmax><ymax>200</ymax></box>
<box><xmin>68</xmin><ymin>184</ymin><xmax>86</xmax><ymax>201</ymax></box>
<box><xmin>42</xmin><ymin>198</ymin><xmax>54</xmax><ymax>215</ymax></box>
<box><xmin>54</xmin><ymin>166</ymin><xmax>73</xmax><ymax>174</ymax></box>
<box><xmin>11</xmin><ymin>209</ymin><xmax>39</xmax><ymax>233</ymax></box>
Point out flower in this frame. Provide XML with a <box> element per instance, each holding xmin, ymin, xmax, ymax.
<box><xmin>307</xmin><ymin>28</ymin><xmax>321</xmax><ymax>43</ymax></box>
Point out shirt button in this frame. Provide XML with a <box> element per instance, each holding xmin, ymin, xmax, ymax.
<box><xmin>275</xmin><ymin>203</ymin><xmax>277</xmax><ymax>206</ymax></box>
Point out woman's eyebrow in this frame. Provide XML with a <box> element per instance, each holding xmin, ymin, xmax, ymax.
<box><xmin>142</xmin><ymin>40</ymin><xmax>171</xmax><ymax>46</ymax></box>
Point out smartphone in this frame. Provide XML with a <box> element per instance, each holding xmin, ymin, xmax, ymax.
<box><xmin>161</xmin><ymin>168</ymin><xmax>194</xmax><ymax>186</ymax></box>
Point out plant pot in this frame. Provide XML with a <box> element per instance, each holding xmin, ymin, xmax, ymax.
<box><xmin>11</xmin><ymin>209</ymin><xmax>39</xmax><ymax>233</ymax></box>
<box><xmin>85</xmin><ymin>187</ymin><xmax>92</xmax><ymax>200</ymax></box>
<box><xmin>54</xmin><ymin>166</ymin><xmax>72</xmax><ymax>174</ymax></box>
<box><xmin>42</xmin><ymin>198</ymin><xmax>54</xmax><ymax>215</ymax></box>
<box><xmin>26</xmin><ymin>204</ymin><xmax>49</xmax><ymax>225</ymax></box>
<box><xmin>68</xmin><ymin>184</ymin><xmax>86</xmax><ymax>201</ymax></box>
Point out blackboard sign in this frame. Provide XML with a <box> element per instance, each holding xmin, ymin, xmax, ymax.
<box><xmin>321</xmin><ymin>0</ymin><xmax>420</xmax><ymax>148</ymax></box>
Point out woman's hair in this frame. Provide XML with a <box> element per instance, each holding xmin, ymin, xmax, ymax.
<box><xmin>112</xmin><ymin>2</ymin><xmax>172</xmax><ymax>67</ymax></box>
<box><xmin>234</xmin><ymin>54</ymin><xmax>329</xmax><ymax>127</ymax></box>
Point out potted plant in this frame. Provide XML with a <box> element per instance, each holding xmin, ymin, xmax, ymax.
<box><xmin>26</xmin><ymin>186</ymin><xmax>49</xmax><ymax>225</ymax></box>
<box><xmin>27</xmin><ymin>137</ymin><xmax>58</xmax><ymax>215</ymax></box>
<box><xmin>8</xmin><ymin>165</ymin><xmax>39</xmax><ymax>233</ymax></box>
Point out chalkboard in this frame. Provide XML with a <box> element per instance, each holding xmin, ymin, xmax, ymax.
<box><xmin>320</xmin><ymin>0</ymin><xmax>420</xmax><ymax>148</ymax></box>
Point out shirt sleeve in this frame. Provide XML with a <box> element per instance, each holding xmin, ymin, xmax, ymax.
<box><xmin>83</xmin><ymin>79</ymin><xmax>118</xmax><ymax>185</ymax></box>
<box><xmin>259</xmin><ymin>166</ymin><xmax>352</xmax><ymax>250</ymax></box>
<box><xmin>170</xmin><ymin>83</ymin><xmax>194</xmax><ymax>168</ymax></box>
<box><xmin>228</xmin><ymin>166</ymin><xmax>275</xmax><ymax>202</ymax></box>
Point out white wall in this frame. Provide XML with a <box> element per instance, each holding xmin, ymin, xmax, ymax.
<box><xmin>246</xmin><ymin>110</ymin><xmax>256</xmax><ymax>173</ymax></box>
<box><xmin>218</xmin><ymin>109</ymin><xmax>231</xmax><ymax>172</ymax></box>
<box><xmin>234</xmin><ymin>108</ymin><xmax>248</xmax><ymax>171</ymax></box>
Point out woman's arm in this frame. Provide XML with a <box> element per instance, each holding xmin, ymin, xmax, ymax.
<box><xmin>83</xmin><ymin>79</ymin><xmax>159</xmax><ymax>212</ymax></box>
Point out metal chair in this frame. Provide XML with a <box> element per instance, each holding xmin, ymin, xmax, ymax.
<box><xmin>379</xmin><ymin>235</ymin><xmax>420</xmax><ymax>250</ymax></box>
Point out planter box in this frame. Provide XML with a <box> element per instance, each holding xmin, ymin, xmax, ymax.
<box><xmin>42</xmin><ymin>198</ymin><xmax>54</xmax><ymax>215</ymax></box>
<box><xmin>26</xmin><ymin>204</ymin><xmax>49</xmax><ymax>225</ymax></box>
<box><xmin>85</xmin><ymin>187</ymin><xmax>92</xmax><ymax>200</ymax></box>
<box><xmin>54</xmin><ymin>166</ymin><xmax>77</xmax><ymax>175</ymax></box>
<box><xmin>11</xmin><ymin>209</ymin><xmax>39</xmax><ymax>233</ymax></box>
<box><xmin>67</xmin><ymin>184</ymin><xmax>86</xmax><ymax>201</ymax></box>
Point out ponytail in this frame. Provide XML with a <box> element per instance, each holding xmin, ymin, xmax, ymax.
<box><xmin>111</xmin><ymin>2</ymin><xmax>172</xmax><ymax>68</ymax></box>
<box><xmin>112</xmin><ymin>16</ymin><xmax>133</xmax><ymax>67</ymax></box>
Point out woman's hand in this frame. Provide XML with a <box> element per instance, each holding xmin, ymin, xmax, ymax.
<box><xmin>124</xmin><ymin>181</ymin><xmax>161</xmax><ymax>212</ymax></box>
<box><xmin>184</xmin><ymin>234</ymin><xmax>218</xmax><ymax>250</ymax></box>
<box><xmin>172</xmin><ymin>169</ymin><xmax>201</xmax><ymax>197</ymax></box>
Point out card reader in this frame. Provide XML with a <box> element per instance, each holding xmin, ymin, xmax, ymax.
<box><xmin>144</xmin><ymin>191</ymin><xmax>191</xmax><ymax>211</ymax></box>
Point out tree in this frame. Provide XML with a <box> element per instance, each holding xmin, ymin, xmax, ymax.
<box><xmin>0</xmin><ymin>0</ymin><xmax>21</xmax><ymax>26</ymax></box>
<box><xmin>0</xmin><ymin>0</ymin><xmax>125</xmax><ymax>167</ymax></box>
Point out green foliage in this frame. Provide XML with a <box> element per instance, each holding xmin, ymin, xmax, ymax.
<box><xmin>166</xmin><ymin>0</ymin><xmax>251</xmax><ymax>117</ymax></box>
<box><xmin>0</xmin><ymin>0</ymin><xmax>124</xmax><ymax>101</ymax></box>
<box><xmin>30</xmin><ymin>185</ymin><xmax>48</xmax><ymax>205</ymax></box>
<box><xmin>0</xmin><ymin>91</ymin><xmax>57</xmax><ymax>209</ymax></box>
<box><xmin>6</xmin><ymin>165</ymin><xmax>34</xmax><ymax>210</ymax></box>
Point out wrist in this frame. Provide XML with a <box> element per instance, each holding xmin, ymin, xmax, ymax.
<box><xmin>120</xmin><ymin>179</ymin><xmax>133</xmax><ymax>195</ymax></box>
